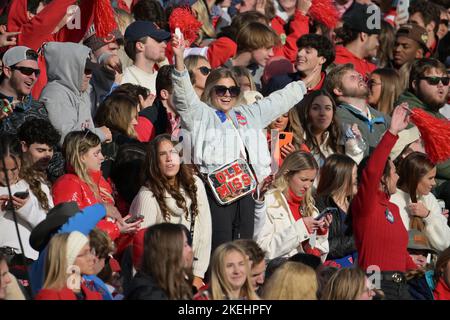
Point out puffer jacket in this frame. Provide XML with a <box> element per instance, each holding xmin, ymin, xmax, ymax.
<box><xmin>171</xmin><ymin>68</ymin><xmax>307</xmax><ymax>182</ymax></box>
<box><xmin>52</xmin><ymin>170</ymin><xmax>114</xmax><ymax>209</ymax></box>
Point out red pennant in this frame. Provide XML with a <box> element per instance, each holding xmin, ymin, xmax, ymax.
<box><xmin>410</xmin><ymin>108</ymin><xmax>450</xmax><ymax>163</ymax></box>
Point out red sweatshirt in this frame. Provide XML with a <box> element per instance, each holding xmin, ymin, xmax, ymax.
<box><xmin>351</xmin><ymin>131</ymin><xmax>417</xmax><ymax>272</ymax></box>
<box><xmin>334</xmin><ymin>46</ymin><xmax>376</xmax><ymax>79</ymax></box>
<box><xmin>271</xmin><ymin>10</ymin><xmax>310</xmax><ymax>63</ymax></box>
<box><xmin>35</xmin><ymin>283</ymin><xmax>103</xmax><ymax>300</ymax></box>
<box><xmin>7</xmin><ymin>0</ymin><xmax>95</xmax><ymax>99</ymax></box>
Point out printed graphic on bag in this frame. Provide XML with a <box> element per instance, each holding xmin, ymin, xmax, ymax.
<box><xmin>207</xmin><ymin>159</ymin><xmax>257</xmax><ymax>205</ymax></box>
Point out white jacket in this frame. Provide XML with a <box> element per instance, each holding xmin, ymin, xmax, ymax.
<box><xmin>129</xmin><ymin>175</ymin><xmax>212</xmax><ymax>278</ymax></box>
<box><xmin>0</xmin><ymin>180</ymin><xmax>52</xmax><ymax>260</ymax></box>
<box><xmin>391</xmin><ymin>189</ymin><xmax>450</xmax><ymax>252</ymax></box>
<box><xmin>171</xmin><ymin>68</ymin><xmax>307</xmax><ymax>182</ymax></box>
<box><xmin>254</xmin><ymin>189</ymin><xmax>329</xmax><ymax>261</ymax></box>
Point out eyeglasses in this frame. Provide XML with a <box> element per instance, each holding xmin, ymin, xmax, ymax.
<box><xmin>198</xmin><ymin>66</ymin><xmax>211</xmax><ymax>76</ymax></box>
<box><xmin>10</xmin><ymin>66</ymin><xmax>40</xmax><ymax>77</ymax></box>
<box><xmin>213</xmin><ymin>85</ymin><xmax>241</xmax><ymax>97</ymax></box>
<box><xmin>368</xmin><ymin>79</ymin><xmax>382</xmax><ymax>88</ymax></box>
<box><xmin>418</xmin><ymin>76</ymin><xmax>450</xmax><ymax>86</ymax></box>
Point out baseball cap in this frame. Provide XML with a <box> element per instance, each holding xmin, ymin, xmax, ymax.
<box><xmin>342</xmin><ymin>3</ymin><xmax>381</xmax><ymax>35</ymax></box>
<box><xmin>84</xmin><ymin>29</ymin><xmax>124</xmax><ymax>53</ymax></box>
<box><xmin>124</xmin><ymin>21</ymin><xmax>171</xmax><ymax>42</ymax></box>
<box><xmin>2</xmin><ymin>46</ymin><xmax>38</xmax><ymax>67</ymax></box>
<box><xmin>396</xmin><ymin>24</ymin><xmax>429</xmax><ymax>53</ymax></box>
<box><xmin>390</xmin><ymin>126</ymin><xmax>421</xmax><ymax>160</ymax></box>
<box><xmin>407</xmin><ymin>229</ymin><xmax>436</xmax><ymax>254</ymax></box>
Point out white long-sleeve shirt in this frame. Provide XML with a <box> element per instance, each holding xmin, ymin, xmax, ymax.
<box><xmin>129</xmin><ymin>175</ymin><xmax>212</xmax><ymax>278</ymax></box>
<box><xmin>0</xmin><ymin>180</ymin><xmax>53</xmax><ymax>260</ymax></box>
<box><xmin>391</xmin><ymin>188</ymin><xmax>450</xmax><ymax>252</ymax></box>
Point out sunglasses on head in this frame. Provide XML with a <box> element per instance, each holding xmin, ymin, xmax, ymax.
<box><xmin>10</xmin><ymin>65</ymin><xmax>40</xmax><ymax>77</ymax></box>
<box><xmin>199</xmin><ymin>66</ymin><xmax>211</xmax><ymax>76</ymax></box>
<box><xmin>213</xmin><ymin>85</ymin><xmax>241</xmax><ymax>97</ymax></box>
<box><xmin>419</xmin><ymin>76</ymin><xmax>450</xmax><ymax>86</ymax></box>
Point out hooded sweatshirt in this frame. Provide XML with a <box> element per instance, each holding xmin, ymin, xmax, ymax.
<box><xmin>39</xmin><ymin>42</ymin><xmax>106</xmax><ymax>144</ymax></box>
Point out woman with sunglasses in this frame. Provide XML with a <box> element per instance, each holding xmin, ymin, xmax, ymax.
<box><xmin>172</xmin><ymin>33</ymin><xmax>316</xmax><ymax>252</ymax></box>
<box><xmin>184</xmin><ymin>55</ymin><xmax>212</xmax><ymax>97</ymax></box>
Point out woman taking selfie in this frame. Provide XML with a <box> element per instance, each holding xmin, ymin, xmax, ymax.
<box><xmin>130</xmin><ymin>134</ymin><xmax>212</xmax><ymax>288</ymax></box>
<box><xmin>171</xmin><ymin>31</ymin><xmax>317</xmax><ymax>252</ymax></box>
<box><xmin>255</xmin><ymin>151</ymin><xmax>331</xmax><ymax>261</ymax></box>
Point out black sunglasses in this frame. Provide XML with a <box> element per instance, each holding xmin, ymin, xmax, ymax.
<box><xmin>198</xmin><ymin>66</ymin><xmax>211</xmax><ymax>76</ymax></box>
<box><xmin>10</xmin><ymin>65</ymin><xmax>40</xmax><ymax>77</ymax></box>
<box><xmin>213</xmin><ymin>85</ymin><xmax>241</xmax><ymax>97</ymax></box>
<box><xmin>440</xmin><ymin>19</ymin><xmax>449</xmax><ymax>25</ymax></box>
<box><xmin>419</xmin><ymin>76</ymin><xmax>450</xmax><ymax>86</ymax></box>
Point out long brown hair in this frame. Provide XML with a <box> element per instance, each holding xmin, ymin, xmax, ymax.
<box><xmin>292</xmin><ymin>90</ymin><xmax>343</xmax><ymax>158</ymax></box>
<box><xmin>321</xmin><ymin>267</ymin><xmax>367</xmax><ymax>300</ymax></box>
<box><xmin>397</xmin><ymin>152</ymin><xmax>435</xmax><ymax>231</ymax></box>
<box><xmin>141</xmin><ymin>134</ymin><xmax>199</xmax><ymax>221</ymax></box>
<box><xmin>20</xmin><ymin>163</ymin><xmax>51</xmax><ymax>211</ymax></box>
<box><xmin>141</xmin><ymin>223</ymin><xmax>193</xmax><ymax>299</ymax></box>
<box><xmin>316</xmin><ymin>154</ymin><xmax>357</xmax><ymax>201</ymax></box>
<box><xmin>370</xmin><ymin>68</ymin><xmax>403</xmax><ymax>115</ymax></box>
<box><xmin>274</xmin><ymin>151</ymin><xmax>318</xmax><ymax>217</ymax></box>
<box><xmin>434</xmin><ymin>247</ymin><xmax>450</xmax><ymax>283</ymax></box>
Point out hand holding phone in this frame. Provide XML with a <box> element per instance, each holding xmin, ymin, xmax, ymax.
<box><xmin>13</xmin><ymin>190</ymin><xmax>29</xmax><ymax>199</ymax></box>
<box><xmin>315</xmin><ymin>207</ymin><xmax>337</xmax><ymax>221</ymax></box>
<box><xmin>125</xmin><ymin>214</ymin><xmax>144</xmax><ymax>224</ymax></box>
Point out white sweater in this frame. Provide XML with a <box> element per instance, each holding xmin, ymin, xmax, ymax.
<box><xmin>0</xmin><ymin>180</ymin><xmax>53</xmax><ymax>260</ymax></box>
<box><xmin>129</xmin><ymin>175</ymin><xmax>212</xmax><ymax>278</ymax></box>
<box><xmin>121</xmin><ymin>65</ymin><xmax>157</xmax><ymax>94</ymax></box>
<box><xmin>255</xmin><ymin>189</ymin><xmax>329</xmax><ymax>261</ymax></box>
<box><xmin>391</xmin><ymin>189</ymin><xmax>450</xmax><ymax>252</ymax></box>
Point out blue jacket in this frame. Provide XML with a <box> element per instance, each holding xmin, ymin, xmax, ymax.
<box><xmin>29</xmin><ymin>203</ymin><xmax>106</xmax><ymax>297</ymax></box>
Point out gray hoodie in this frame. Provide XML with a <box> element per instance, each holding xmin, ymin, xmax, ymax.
<box><xmin>39</xmin><ymin>42</ymin><xmax>106</xmax><ymax>144</ymax></box>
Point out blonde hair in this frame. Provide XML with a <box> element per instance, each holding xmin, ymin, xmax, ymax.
<box><xmin>192</xmin><ymin>0</ymin><xmax>216</xmax><ymax>43</ymax></box>
<box><xmin>262</xmin><ymin>262</ymin><xmax>318</xmax><ymax>300</ymax></box>
<box><xmin>210</xmin><ymin>242</ymin><xmax>259</xmax><ymax>300</ymax></box>
<box><xmin>321</xmin><ymin>267</ymin><xmax>367</xmax><ymax>300</ymax></box>
<box><xmin>42</xmin><ymin>233</ymin><xmax>70</xmax><ymax>290</ymax></box>
<box><xmin>274</xmin><ymin>151</ymin><xmax>318</xmax><ymax>217</ymax></box>
<box><xmin>201</xmin><ymin>68</ymin><xmax>242</xmax><ymax>109</ymax></box>
<box><xmin>62</xmin><ymin>131</ymin><xmax>103</xmax><ymax>201</ymax></box>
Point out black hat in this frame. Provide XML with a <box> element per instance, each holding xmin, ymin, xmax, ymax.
<box><xmin>29</xmin><ymin>202</ymin><xmax>81</xmax><ymax>252</ymax></box>
<box><xmin>124</xmin><ymin>21</ymin><xmax>171</xmax><ymax>42</ymax></box>
<box><xmin>342</xmin><ymin>3</ymin><xmax>381</xmax><ymax>35</ymax></box>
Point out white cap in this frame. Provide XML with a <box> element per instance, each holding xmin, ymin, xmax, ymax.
<box><xmin>390</xmin><ymin>126</ymin><xmax>421</xmax><ymax>160</ymax></box>
<box><xmin>66</xmin><ymin>231</ymin><xmax>89</xmax><ymax>267</ymax></box>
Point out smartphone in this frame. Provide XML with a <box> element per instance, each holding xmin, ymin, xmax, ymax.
<box><xmin>13</xmin><ymin>191</ymin><xmax>29</xmax><ymax>199</ymax></box>
<box><xmin>396</xmin><ymin>0</ymin><xmax>409</xmax><ymax>20</ymax></box>
<box><xmin>125</xmin><ymin>215</ymin><xmax>144</xmax><ymax>224</ymax></box>
<box><xmin>315</xmin><ymin>207</ymin><xmax>337</xmax><ymax>221</ymax></box>
<box><xmin>278</xmin><ymin>132</ymin><xmax>293</xmax><ymax>149</ymax></box>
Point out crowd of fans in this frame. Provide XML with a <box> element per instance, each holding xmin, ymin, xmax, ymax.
<box><xmin>0</xmin><ymin>0</ymin><xmax>449</xmax><ymax>301</ymax></box>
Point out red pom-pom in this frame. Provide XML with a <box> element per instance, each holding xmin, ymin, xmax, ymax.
<box><xmin>94</xmin><ymin>0</ymin><xmax>118</xmax><ymax>38</ymax></box>
<box><xmin>410</xmin><ymin>108</ymin><xmax>450</xmax><ymax>163</ymax></box>
<box><xmin>309</xmin><ymin>0</ymin><xmax>340</xmax><ymax>29</ymax></box>
<box><xmin>169</xmin><ymin>7</ymin><xmax>203</xmax><ymax>46</ymax></box>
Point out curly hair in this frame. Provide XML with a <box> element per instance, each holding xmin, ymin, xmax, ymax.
<box><xmin>141</xmin><ymin>134</ymin><xmax>199</xmax><ymax>222</ymax></box>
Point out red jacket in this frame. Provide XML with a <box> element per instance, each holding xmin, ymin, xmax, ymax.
<box><xmin>35</xmin><ymin>283</ymin><xmax>103</xmax><ymax>300</ymax></box>
<box><xmin>334</xmin><ymin>46</ymin><xmax>377</xmax><ymax>79</ymax></box>
<box><xmin>351</xmin><ymin>131</ymin><xmax>417</xmax><ymax>272</ymax></box>
<box><xmin>52</xmin><ymin>170</ymin><xmax>114</xmax><ymax>209</ymax></box>
<box><xmin>7</xmin><ymin>0</ymin><xmax>95</xmax><ymax>99</ymax></box>
<box><xmin>271</xmin><ymin>10</ymin><xmax>310</xmax><ymax>63</ymax></box>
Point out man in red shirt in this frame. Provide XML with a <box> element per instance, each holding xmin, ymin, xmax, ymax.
<box><xmin>334</xmin><ymin>3</ymin><xmax>380</xmax><ymax>79</ymax></box>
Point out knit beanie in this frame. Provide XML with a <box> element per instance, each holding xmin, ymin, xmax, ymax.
<box><xmin>66</xmin><ymin>231</ymin><xmax>89</xmax><ymax>267</ymax></box>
